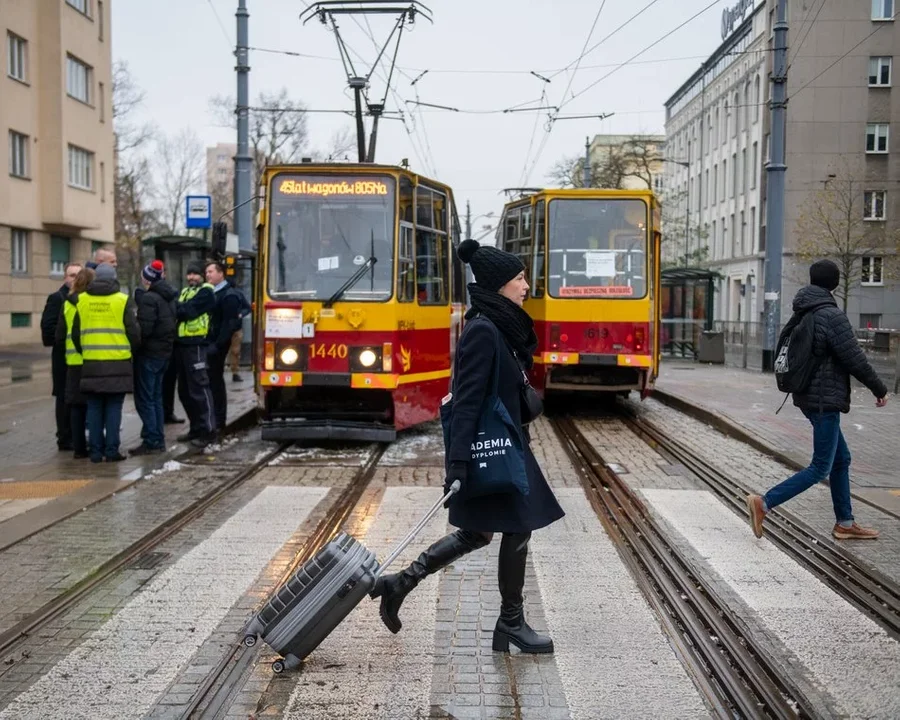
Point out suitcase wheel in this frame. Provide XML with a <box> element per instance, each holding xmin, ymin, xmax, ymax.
<box><xmin>242</xmin><ymin>634</ymin><xmax>257</xmax><ymax>648</ymax></box>
<box><xmin>272</xmin><ymin>660</ymin><xmax>285</xmax><ymax>674</ymax></box>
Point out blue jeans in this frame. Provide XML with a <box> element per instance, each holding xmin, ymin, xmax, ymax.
<box><xmin>764</xmin><ymin>410</ymin><xmax>853</xmax><ymax>523</ymax></box>
<box><xmin>135</xmin><ymin>356</ymin><xmax>168</xmax><ymax>449</ymax></box>
<box><xmin>86</xmin><ymin>393</ymin><xmax>125</xmax><ymax>460</ymax></box>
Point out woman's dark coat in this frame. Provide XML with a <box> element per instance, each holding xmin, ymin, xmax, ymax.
<box><xmin>40</xmin><ymin>284</ymin><xmax>69</xmax><ymax>397</ymax></box>
<box><xmin>70</xmin><ymin>276</ymin><xmax>141</xmax><ymax>395</ymax></box>
<box><xmin>446</xmin><ymin>315</ymin><xmax>565</xmax><ymax>534</ymax></box>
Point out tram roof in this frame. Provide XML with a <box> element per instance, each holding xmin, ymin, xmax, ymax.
<box><xmin>503</xmin><ymin>187</ymin><xmax>656</xmax><ymax>204</ymax></box>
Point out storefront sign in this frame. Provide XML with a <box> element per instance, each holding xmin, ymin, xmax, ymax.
<box><xmin>721</xmin><ymin>0</ymin><xmax>754</xmax><ymax>40</ymax></box>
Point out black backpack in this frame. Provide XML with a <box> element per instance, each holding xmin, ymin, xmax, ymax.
<box><xmin>774</xmin><ymin>307</ymin><xmax>823</xmax><ymax>397</ymax></box>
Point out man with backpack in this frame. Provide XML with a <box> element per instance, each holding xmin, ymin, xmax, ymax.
<box><xmin>747</xmin><ymin>260</ymin><xmax>889</xmax><ymax>540</ymax></box>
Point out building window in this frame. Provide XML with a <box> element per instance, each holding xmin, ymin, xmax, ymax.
<box><xmin>866</xmin><ymin>123</ymin><xmax>890</xmax><ymax>153</ymax></box>
<box><xmin>66</xmin><ymin>0</ymin><xmax>91</xmax><ymax>16</ymax></box>
<box><xmin>753</xmin><ymin>75</ymin><xmax>761</xmax><ymax>123</ymax></box>
<box><xmin>704</xmin><ymin>169</ymin><xmax>709</xmax><ymax>208</ymax></box>
<box><xmin>68</xmin><ymin>145</ymin><xmax>94</xmax><ymax>189</ymax></box>
<box><xmin>751</xmin><ymin>142</ymin><xmax>758</xmax><ymax>189</ymax></box>
<box><xmin>864</xmin><ymin>191</ymin><xmax>886</xmax><ymax>219</ymax></box>
<box><xmin>750</xmin><ymin>206</ymin><xmax>757</xmax><ymax>252</ymax></box>
<box><xmin>712</xmin><ymin>163</ymin><xmax>718</xmax><ymax>203</ymax></box>
<box><xmin>861</xmin><ymin>256</ymin><xmax>883</xmax><ymax>285</ymax></box>
<box><xmin>711</xmin><ymin>220</ymin><xmax>717</xmax><ymax>259</ymax></box>
<box><xmin>722</xmin><ymin>161</ymin><xmax>727</xmax><ymax>202</ymax></box>
<box><xmin>11</xmin><ymin>229</ymin><xmax>28</xmax><ymax>273</ymax></box>
<box><xmin>869</xmin><ymin>57</ymin><xmax>892</xmax><ymax>86</ymax></box>
<box><xmin>860</xmin><ymin>313</ymin><xmax>881</xmax><ymax>328</ymax></box>
<box><xmin>872</xmin><ymin>0</ymin><xmax>894</xmax><ymax>20</ymax></box>
<box><xmin>98</xmin><ymin>81</ymin><xmax>105</xmax><ymax>121</ymax></box>
<box><xmin>8</xmin><ymin>130</ymin><xmax>28</xmax><ymax>178</ymax></box>
<box><xmin>10</xmin><ymin>313</ymin><xmax>31</xmax><ymax>328</ymax></box>
<box><xmin>733</xmin><ymin>92</ymin><xmax>740</xmax><ymax>136</ymax></box>
<box><xmin>100</xmin><ymin>161</ymin><xmax>105</xmax><ymax>201</ymax></box>
<box><xmin>731</xmin><ymin>153</ymin><xmax>737</xmax><ymax>197</ymax></box>
<box><xmin>714</xmin><ymin>107</ymin><xmax>719</xmax><ymax>146</ymax></box>
<box><xmin>730</xmin><ymin>213</ymin><xmax>736</xmax><ymax>256</ymax></box>
<box><xmin>740</xmin><ymin>148</ymin><xmax>746</xmax><ymax>194</ymax></box>
<box><xmin>7</xmin><ymin>32</ymin><xmax>26</xmax><ymax>82</ymax></box>
<box><xmin>50</xmin><ymin>236</ymin><xmax>71</xmax><ymax>276</ymax></box>
<box><xmin>740</xmin><ymin>210</ymin><xmax>746</xmax><ymax>255</ymax></box>
<box><xmin>66</xmin><ymin>55</ymin><xmax>92</xmax><ymax>103</ymax></box>
<box><xmin>98</xmin><ymin>1</ymin><xmax>104</xmax><ymax>40</ymax></box>
<box><xmin>724</xmin><ymin>100</ymin><xmax>730</xmax><ymax>141</ymax></box>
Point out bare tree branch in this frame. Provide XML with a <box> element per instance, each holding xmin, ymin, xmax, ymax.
<box><xmin>112</xmin><ymin>60</ymin><xmax>155</xmax><ymax>156</ymax></box>
<box><xmin>154</xmin><ymin>128</ymin><xmax>205</xmax><ymax>234</ymax></box>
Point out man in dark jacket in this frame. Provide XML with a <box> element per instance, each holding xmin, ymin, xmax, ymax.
<box><xmin>71</xmin><ymin>262</ymin><xmax>141</xmax><ymax>462</ymax></box>
<box><xmin>204</xmin><ymin>260</ymin><xmax>243</xmax><ymax>432</ymax></box>
<box><xmin>174</xmin><ymin>262</ymin><xmax>217</xmax><ymax>447</ymax></box>
<box><xmin>41</xmin><ymin>262</ymin><xmax>82</xmax><ymax>450</ymax></box>
<box><xmin>747</xmin><ymin>260</ymin><xmax>888</xmax><ymax>540</ymax></box>
<box><xmin>131</xmin><ymin>260</ymin><xmax>178</xmax><ymax>455</ymax></box>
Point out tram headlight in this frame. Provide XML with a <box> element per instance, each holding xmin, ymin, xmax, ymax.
<box><xmin>280</xmin><ymin>347</ymin><xmax>299</xmax><ymax>366</ymax></box>
<box><xmin>358</xmin><ymin>349</ymin><xmax>378</xmax><ymax>368</ymax></box>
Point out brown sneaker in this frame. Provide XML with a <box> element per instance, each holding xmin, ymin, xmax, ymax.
<box><xmin>746</xmin><ymin>494</ymin><xmax>766</xmax><ymax>538</ymax></box>
<box><xmin>832</xmin><ymin>523</ymin><xmax>879</xmax><ymax>540</ymax></box>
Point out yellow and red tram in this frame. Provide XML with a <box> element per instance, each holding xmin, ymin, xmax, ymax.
<box><xmin>497</xmin><ymin>188</ymin><xmax>661</xmax><ymax>397</ymax></box>
<box><xmin>254</xmin><ymin>163</ymin><xmax>465</xmax><ymax>441</ymax></box>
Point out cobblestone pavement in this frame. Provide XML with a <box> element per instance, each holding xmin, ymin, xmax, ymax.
<box><xmin>657</xmin><ymin>360</ymin><xmax>898</xmax><ymax>488</ymax></box>
<box><xmin>2</xmin><ymin>416</ymin><xmax>899</xmax><ymax>718</ymax></box>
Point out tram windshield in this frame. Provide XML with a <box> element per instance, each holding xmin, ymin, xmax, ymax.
<box><xmin>547</xmin><ymin>198</ymin><xmax>648</xmax><ymax>299</ymax></box>
<box><xmin>267</xmin><ymin>174</ymin><xmax>395</xmax><ymax>301</ymax></box>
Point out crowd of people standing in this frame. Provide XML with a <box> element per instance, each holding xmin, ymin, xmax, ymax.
<box><xmin>40</xmin><ymin>247</ymin><xmax>249</xmax><ymax>462</ymax></box>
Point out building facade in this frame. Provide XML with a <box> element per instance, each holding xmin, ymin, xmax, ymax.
<box><xmin>577</xmin><ymin>134</ymin><xmax>667</xmax><ymax>192</ymax></box>
<box><xmin>1</xmin><ymin>0</ymin><xmax>115</xmax><ymax>345</ymax></box>
<box><xmin>664</xmin><ymin>0</ymin><xmax>900</xmax><ymax>329</ymax></box>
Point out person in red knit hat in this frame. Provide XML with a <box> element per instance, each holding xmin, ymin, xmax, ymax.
<box><xmin>131</xmin><ymin>260</ymin><xmax>179</xmax><ymax>455</ymax></box>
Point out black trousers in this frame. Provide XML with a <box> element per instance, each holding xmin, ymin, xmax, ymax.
<box><xmin>70</xmin><ymin>403</ymin><xmax>87</xmax><ymax>455</ymax></box>
<box><xmin>207</xmin><ymin>350</ymin><xmax>227</xmax><ymax>431</ymax></box>
<box><xmin>175</xmin><ymin>344</ymin><xmax>215</xmax><ymax>437</ymax></box>
<box><xmin>55</xmin><ymin>394</ymin><xmax>72</xmax><ymax>449</ymax></box>
<box><xmin>163</xmin><ymin>359</ymin><xmax>177</xmax><ymax>418</ymax></box>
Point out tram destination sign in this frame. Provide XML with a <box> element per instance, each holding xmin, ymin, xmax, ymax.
<box><xmin>721</xmin><ymin>0</ymin><xmax>755</xmax><ymax>40</ymax></box>
<box><xmin>277</xmin><ymin>178</ymin><xmax>389</xmax><ymax>197</ymax></box>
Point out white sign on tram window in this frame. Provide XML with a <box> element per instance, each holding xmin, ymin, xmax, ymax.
<box><xmin>265</xmin><ymin>307</ymin><xmax>304</xmax><ymax>338</ymax></box>
<box><xmin>318</xmin><ymin>255</ymin><xmax>339</xmax><ymax>271</ymax></box>
<box><xmin>584</xmin><ymin>250</ymin><xmax>617</xmax><ymax>278</ymax></box>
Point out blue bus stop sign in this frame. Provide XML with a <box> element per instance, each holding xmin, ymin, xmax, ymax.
<box><xmin>185</xmin><ymin>195</ymin><xmax>212</xmax><ymax>229</ymax></box>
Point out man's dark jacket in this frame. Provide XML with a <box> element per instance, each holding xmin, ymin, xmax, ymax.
<box><xmin>137</xmin><ymin>280</ymin><xmax>178</xmax><ymax>359</ymax></box>
<box><xmin>70</xmin><ymin>276</ymin><xmax>141</xmax><ymax>394</ymax></box>
<box><xmin>40</xmin><ymin>284</ymin><xmax>69</xmax><ymax>397</ymax></box>
<box><xmin>208</xmin><ymin>283</ymin><xmax>243</xmax><ymax>355</ymax></box>
<box><xmin>791</xmin><ymin>285</ymin><xmax>887</xmax><ymax>413</ymax></box>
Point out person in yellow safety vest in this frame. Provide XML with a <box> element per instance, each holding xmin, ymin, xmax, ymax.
<box><xmin>54</xmin><ymin>266</ymin><xmax>93</xmax><ymax>459</ymax></box>
<box><xmin>69</xmin><ymin>262</ymin><xmax>141</xmax><ymax>463</ymax></box>
<box><xmin>174</xmin><ymin>261</ymin><xmax>217</xmax><ymax>448</ymax></box>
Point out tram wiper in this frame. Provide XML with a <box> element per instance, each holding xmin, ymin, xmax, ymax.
<box><xmin>323</xmin><ymin>255</ymin><xmax>377</xmax><ymax>308</ymax></box>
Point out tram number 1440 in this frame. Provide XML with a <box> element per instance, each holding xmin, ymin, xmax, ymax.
<box><xmin>310</xmin><ymin>343</ymin><xmax>348</xmax><ymax>359</ymax></box>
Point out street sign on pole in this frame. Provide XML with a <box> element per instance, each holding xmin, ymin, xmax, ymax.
<box><xmin>185</xmin><ymin>195</ymin><xmax>212</xmax><ymax>229</ymax></box>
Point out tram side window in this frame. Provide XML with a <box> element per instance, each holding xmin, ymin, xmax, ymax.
<box><xmin>400</xmin><ymin>176</ymin><xmax>414</xmax><ymax>223</ymax></box>
<box><xmin>504</xmin><ymin>209</ymin><xmax>520</xmax><ymax>249</ymax></box>
<box><xmin>398</xmin><ymin>225</ymin><xmax>416</xmax><ymax>303</ymax></box>
<box><xmin>532</xmin><ymin>200</ymin><xmax>546</xmax><ymax>297</ymax></box>
<box><xmin>451</xmin><ymin>214</ymin><xmax>465</xmax><ymax>304</ymax></box>
<box><xmin>415</xmin><ymin>184</ymin><xmax>449</xmax><ymax>305</ymax></box>
<box><xmin>503</xmin><ymin>206</ymin><xmax>532</xmax><ymax>283</ymax></box>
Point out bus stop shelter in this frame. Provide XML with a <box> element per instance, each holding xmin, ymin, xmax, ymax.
<box><xmin>661</xmin><ymin>268</ymin><xmax>719</xmax><ymax>360</ymax></box>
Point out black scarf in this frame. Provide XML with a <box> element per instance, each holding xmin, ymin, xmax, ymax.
<box><xmin>466</xmin><ymin>284</ymin><xmax>538</xmax><ymax>369</ymax></box>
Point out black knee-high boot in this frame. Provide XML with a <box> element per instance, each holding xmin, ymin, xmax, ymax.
<box><xmin>492</xmin><ymin>532</ymin><xmax>554</xmax><ymax>654</ymax></box>
<box><xmin>371</xmin><ymin>529</ymin><xmax>489</xmax><ymax>634</ymax></box>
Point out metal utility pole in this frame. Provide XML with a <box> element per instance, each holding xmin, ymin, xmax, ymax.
<box><xmin>235</xmin><ymin>0</ymin><xmax>252</xmax><ymax>253</ymax></box>
<box><xmin>763</xmin><ymin>0</ymin><xmax>788</xmax><ymax>371</ymax></box>
<box><xmin>583</xmin><ymin>136</ymin><xmax>591</xmax><ymax>187</ymax></box>
<box><xmin>465</xmin><ymin>200</ymin><xmax>472</xmax><ymax>240</ymax></box>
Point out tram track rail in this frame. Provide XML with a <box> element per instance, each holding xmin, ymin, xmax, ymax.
<box><xmin>0</xmin><ymin>440</ymin><xmax>291</xmax><ymax>674</ymax></box>
<box><xmin>181</xmin><ymin>442</ymin><xmax>389</xmax><ymax>720</ymax></box>
<box><xmin>552</xmin><ymin>416</ymin><xmax>815</xmax><ymax>720</ymax></box>
<box><xmin>623</xmin><ymin>409</ymin><xmax>900</xmax><ymax>641</ymax></box>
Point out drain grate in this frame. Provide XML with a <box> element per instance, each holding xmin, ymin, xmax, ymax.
<box><xmin>659</xmin><ymin>462</ymin><xmax>686</xmax><ymax>477</ymax></box>
<box><xmin>128</xmin><ymin>551</ymin><xmax>170</xmax><ymax>570</ymax></box>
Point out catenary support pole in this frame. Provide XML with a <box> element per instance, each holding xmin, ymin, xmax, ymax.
<box><xmin>763</xmin><ymin>0</ymin><xmax>788</xmax><ymax>371</ymax></box>
<box><xmin>583</xmin><ymin>136</ymin><xmax>591</xmax><ymax>188</ymax></box>
<box><xmin>235</xmin><ymin>0</ymin><xmax>252</xmax><ymax>253</ymax></box>
<box><xmin>465</xmin><ymin>200</ymin><xmax>472</xmax><ymax>240</ymax></box>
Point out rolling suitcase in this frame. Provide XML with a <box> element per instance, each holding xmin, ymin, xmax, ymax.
<box><xmin>243</xmin><ymin>481</ymin><xmax>460</xmax><ymax>673</ymax></box>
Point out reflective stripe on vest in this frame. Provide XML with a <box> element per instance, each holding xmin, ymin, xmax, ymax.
<box><xmin>178</xmin><ymin>283</ymin><xmax>214</xmax><ymax>338</ymax></box>
<box><xmin>63</xmin><ymin>301</ymin><xmax>83</xmax><ymax>367</ymax></box>
<box><xmin>76</xmin><ymin>292</ymin><xmax>131</xmax><ymax>361</ymax></box>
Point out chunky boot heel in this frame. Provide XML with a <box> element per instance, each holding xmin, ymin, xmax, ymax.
<box><xmin>369</xmin><ymin>576</ymin><xmax>384</xmax><ymax>599</ymax></box>
<box><xmin>492</xmin><ymin>630</ymin><xmax>510</xmax><ymax>652</ymax></box>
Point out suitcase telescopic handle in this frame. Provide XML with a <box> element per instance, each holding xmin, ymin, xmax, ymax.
<box><xmin>374</xmin><ymin>480</ymin><xmax>461</xmax><ymax>579</ymax></box>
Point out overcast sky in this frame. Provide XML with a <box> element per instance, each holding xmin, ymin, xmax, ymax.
<box><xmin>112</xmin><ymin>0</ymin><xmax>736</xmax><ymax>228</ymax></box>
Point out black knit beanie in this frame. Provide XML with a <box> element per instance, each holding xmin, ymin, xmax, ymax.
<box><xmin>457</xmin><ymin>239</ymin><xmax>524</xmax><ymax>292</ymax></box>
<box><xmin>186</xmin><ymin>261</ymin><xmax>205</xmax><ymax>277</ymax></box>
<box><xmin>809</xmin><ymin>259</ymin><xmax>840</xmax><ymax>291</ymax></box>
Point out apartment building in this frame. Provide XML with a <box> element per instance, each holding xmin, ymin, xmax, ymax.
<box><xmin>664</xmin><ymin>0</ymin><xmax>900</xmax><ymax>328</ymax></box>
<box><xmin>1</xmin><ymin>0</ymin><xmax>115</xmax><ymax>345</ymax></box>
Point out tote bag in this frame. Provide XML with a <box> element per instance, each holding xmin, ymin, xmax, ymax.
<box><xmin>440</xmin><ymin>335</ymin><xmax>529</xmax><ymax>499</ymax></box>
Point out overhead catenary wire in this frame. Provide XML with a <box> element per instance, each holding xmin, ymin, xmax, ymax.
<box><xmin>787</xmin><ymin>0</ymin><xmax>828</xmax><ymax>71</ymax></box>
<box><xmin>205</xmin><ymin>0</ymin><xmax>234</xmax><ymax>50</ymax></box>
